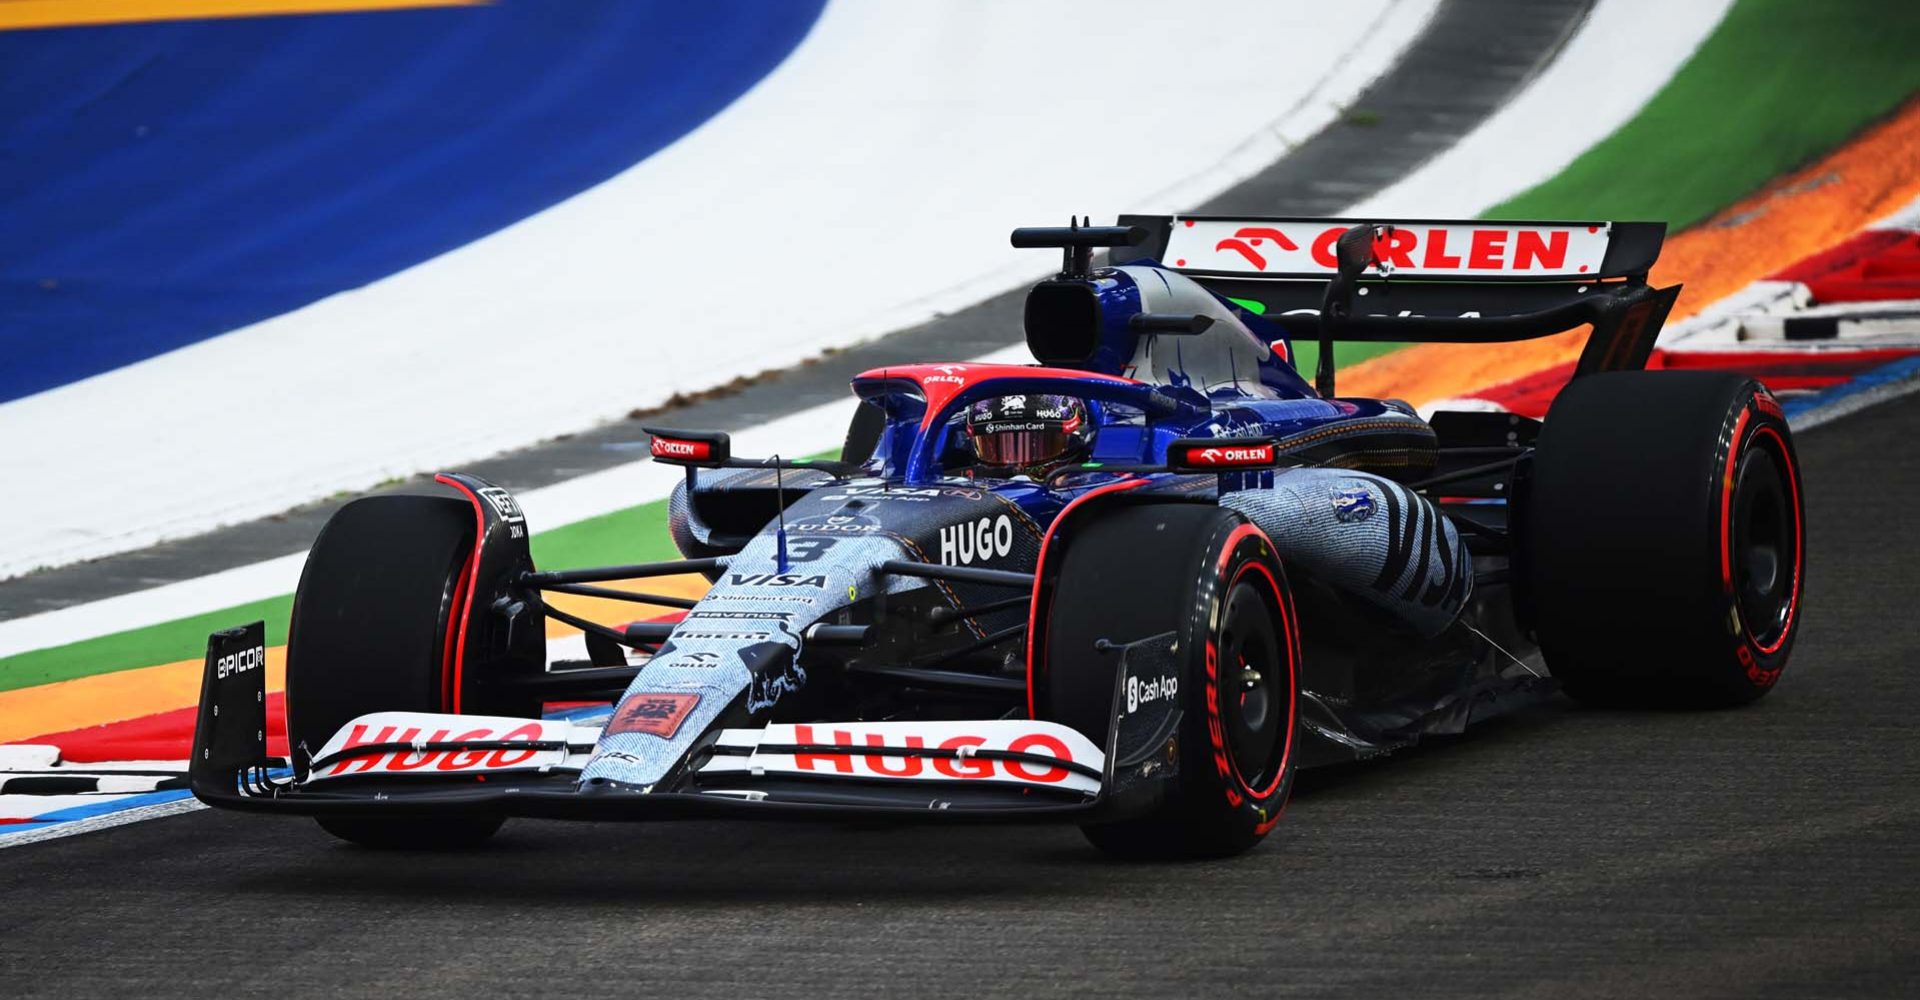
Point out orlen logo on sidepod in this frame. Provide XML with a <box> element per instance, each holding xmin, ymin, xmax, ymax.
<box><xmin>1181</xmin><ymin>442</ymin><xmax>1275</xmax><ymax>468</ymax></box>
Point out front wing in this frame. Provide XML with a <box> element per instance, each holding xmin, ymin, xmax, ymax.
<box><xmin>189</xmin><ymin>623</ymin><xmax>1183</xmax><ymax>824</ymax></box>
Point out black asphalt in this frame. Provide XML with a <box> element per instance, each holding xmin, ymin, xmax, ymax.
<box><xmin>0</xmin><ymin>0</ymin><xmax>1597</xmax><ymax>622</ymax></box>
<box><xmin>2</xmin><ymin>391</ymin><xmax>1915</xmax><ymax>998</ymax></box>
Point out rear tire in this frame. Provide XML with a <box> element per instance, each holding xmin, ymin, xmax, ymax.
<box><xmin>1041</xmin><ymin>504</ymin><xmax>1299</xmax><ymax>859</ymax></box>
<box><xmin>288</xmin><ymin>493</ymin><xmax>509</xmax><ymax>849</ymax></box>
<box><xmin>1524</xmin><ymin>371</ymin><xmax>1804</xmax><ymax>708</ymax></box>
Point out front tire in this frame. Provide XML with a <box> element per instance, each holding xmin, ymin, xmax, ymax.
<box><xmin>1041</xmin><ymin>504</ymin><xmax>1299</xmax><ymax>859</ymax></box>
<box><xmin>288</xmin><ymin>493</ymin><xmax>511</xmax><ymax>849</ymax></box>
<box><xmin>1524</xmin><ymin>371</ymin><xmax>1805</xmax><ymax>708</ymax></box>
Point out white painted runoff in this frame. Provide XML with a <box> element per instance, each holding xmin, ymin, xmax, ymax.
<box><xmin>1346</xmin><ymin>0</ymin><xmax>1735</xmax><ymax>218</ymax></box>
<box><xmin>0</xmin><ymin>0</ymin><xmax>1439</xmax><ymax>580</ymax></box>
<box><xmin>0</xmin><ymin>343</ymin><xmax>1031</xmax><ymax>660</ymax></box>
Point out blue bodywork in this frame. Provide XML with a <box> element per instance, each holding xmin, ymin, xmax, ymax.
<box><xmin>850</xmin><ymin>262</ymin><xmax>1409</xmax><ymax>494</ymax></box>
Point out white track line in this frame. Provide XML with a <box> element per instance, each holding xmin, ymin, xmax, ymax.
<box><xmin>1348</xmin><ymin>0</ymin><xmax>1734</xmax><ymax>217</ymax></box>
<box><xmin>0</xmin><ymin>795</ymin><xmax>204</xmax><ymax>850</ymax></box>
<box><xmin>0</xmin><ymin>0</ymin><xmax>1433</xmax><ymax>579</ymax></box>
<box><xmin>0</xmin><ymin>344</ymin><xmax>1028</xmax><ymax>659</ymax></box>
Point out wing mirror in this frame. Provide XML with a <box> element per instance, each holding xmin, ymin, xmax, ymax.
<box><xmin>1315</xmin><ymin>224</ymin><xmax>1392</xmax><ymax>399</ymax></box>
<box><xmin>1334</xmin><ymin>224</ymin><xmax>1382</xmax><ymax>280</ymax></box>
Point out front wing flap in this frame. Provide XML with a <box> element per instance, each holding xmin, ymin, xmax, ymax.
<box><xmin>189</xmin><ymin>625</ymin><xmax>1184</xmax><ymax>823</ymax></box>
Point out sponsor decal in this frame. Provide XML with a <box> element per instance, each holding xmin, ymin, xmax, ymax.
<box><xmin>743</xmin><ymin>643</ymin><xmax>806</xmax><ymax>714</ymax></box>
<box><xmin>1165</xmin><ymin>219</ymin><xmax>1610</xmax><ymax>277</ymax></box>
<box><xmin>790</xmin><ymin>520</ymin><xmax>881</xmax><ymax>534</ymax></box>
<box><xmin>1126</xmin><ymin>673</ymin><xmax>1178</xmax><ymax>714</ymax></box>
<box><xmin>705</xmin><ymin>594</ymin><xmax>814</xmax><ymax>605</ymax></box>
<box><xmin>215</xmin><ymin>644</ymin><xmax>264</xmax><ymax>680</ymax></box>
<box><xmin>785</xmin><ymin>537</ymin><xmax>836</xmax><ymax>562</ymax></box>
<box><xmin>665</xmin><ymin>632</ymin><xmax>769</xmax><ymax>642</ymax></box>
<box><xmin>712</xmin><ymin>720</ymin><xmax>1102</xmax><ymax>795</ymax></box>
<box><xmin>1754</xmin><ymin>391</ymin><xmax>1785</xmax><ymax>420</ymax></box>
<box><xmin>1331</xmin><ymin>485</ymin><xmax>1376</xmax><ymax>523</ymax></box>
<box><xmin>687</xmin><ymin>610</ymin><xmax>797</xmax><ymax>621</ymax></box>
<box><xmin>727</xmin><ymin>573</ymin><xmax>828</xmax><ymax>588</ymax></box>
<box><xmin>650</xmin><ymin>437</ymin><xmax>711</xmax><ymax>461</ymax></box>
<box><xmin>940</xmin><ymin>514</ymin><xmax>1014</xmax><ymax>566</ymax></box>
<box><xmin>820</xmin><ymin>485</ymin><xmax>984</xmax><ymax>503</ymax></box>
<box><xmin>978</xmin><ymin>419</ymin><xmax>1056</xmax><ymax>434</ymax></box>
<box><xmin>606</xmin><ymin>692</ymin><xmax>701</xmax><ymax>739</ymax></box>
<box><xmin>476</xmin><ymin>486</ymin><xmax>524</xmax><ymax>524</ymax></box>
<box><xmin>309</xmin><ymin>713</ymin><xmax>555</xmax><ymax>777</ymax></box>
<box><xmin>1211</xmin><ymin>226</ymin><xmax>1301</xmax><ymax>271</ymax></box>
<box><xmin>1180</xmin><ymin>442</ymin><xmax>1276</xmax><ymax>468</ymax></box>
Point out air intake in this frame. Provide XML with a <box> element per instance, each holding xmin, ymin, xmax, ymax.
<box><xmin>1024</xmin><ymin>280</ymin><xmax>1101</xmax><ymax>366</ymax></box>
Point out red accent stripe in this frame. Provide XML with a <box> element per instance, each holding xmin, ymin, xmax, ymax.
<box><xmin>13</xmin><ymin>693</ymin><xmax>290</xmax><ymax>764</ymax></box>
<box><xmin>1214</xmin><ymin>525</ymin><xmax>1292</xmax><ymax>802</ymax></box>
<box><xmin>432</xmin><ymin>474</ymin><xmax>489</xmax><ymax>715</ymax></box>
<box><xmin>440</xmin><ymin>549</ymin><xmax>474</xmax><ymax>712</ymax></box>
<box><xmin>1253</xmin><ymin>573</ymin><xmax>1302</xmax><ymax>834</ymax></box>
<box><xmin>1770</xmin><ymin>230</ymin><xmax>1920</xmax><ymax>304</ymax></box>
<box><xmin>850</xmin><ymin>363</ymin><xmax>1136</xmax><ymax>431</ymax></box>
<box><xmin>1719</xmin><ymin>407</ymin><xmax>1753</xmax><ymax>591</ymax></box>
<box><xmin>1024</xmin><ymin>477</ymin><xmax>1149</xmax><ymax>720</ymax></box>
<box><xmin>1654</xmin><ymin>346</ymin><xmax>1920</xmax><ymax>378</ymax></box>
<box><xmin>1750</xmin><ymin>424</ymin><xmax>1802</xmax><ymax>656</ymax></box>
<box><xmin>1466</xmin><ymin>347</ymin><xmax>1920</xmax><ymax>418</ymax></box>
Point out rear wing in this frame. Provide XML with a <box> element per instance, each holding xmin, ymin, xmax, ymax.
<box><xmin>1110</xmin><ymin>214</ymin><xmax>1680</xmax><ymax>380</ymax></box>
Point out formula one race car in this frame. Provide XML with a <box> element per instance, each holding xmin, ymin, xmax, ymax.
<box><xmin>191</xmin><ymin>215</ymin><xmax>1805</xmax><ymax>858</ymax></box>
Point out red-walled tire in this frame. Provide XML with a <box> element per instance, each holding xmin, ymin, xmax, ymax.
<box><xmin>1524</xmin><ymin>372</ymin><xmax>1805</xmax><ymax>708</ymax></box>
<box><xmin>1041</xmin><ymin>503</ymin><xmax>1299</xmax><ymax>859</ymax></box>
<box><xmin>288</xmin><ymin>493</ymin><xmax>507</xmax><ymax>849</ymax></box>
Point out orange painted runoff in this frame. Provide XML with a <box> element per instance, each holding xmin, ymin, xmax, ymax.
<box><xmin>0</xmin><ymin>573</ymin><xmax>709</xmax><ymax>740</ymax></box>
<box><xmin>1340</xmin><ymin>96</ymin><xmax>1920</xmax><ymax>407</ymax></box>
<box><xmin>0</xmin><ymin>0</ymin><xmax>482</xmax><ymax>32</ymax></box>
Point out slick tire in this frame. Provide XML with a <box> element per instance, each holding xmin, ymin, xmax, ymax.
<box><xmin>1042</xmin><ymin>504</ymin><xmax>1299</xmax><ymax>859</ymax></box>
<box><xmin>1523</xmin><ymin>371</ymin><xmax>1804</xmax><ymax>708</ymax></box>
<box><xmin>288</xmin><ymin>493</ymin><xmax>507</xmax><ymax>849</ymax></box>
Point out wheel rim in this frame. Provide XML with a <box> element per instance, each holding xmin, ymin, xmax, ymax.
<box><xmin>1732</xmin><ymin>439</ymin><xmax>1798</xmax><ymax>651</ymax></box>
<box><xmin>1218</xmin><ymin>579</ymin><xmax>1283</xmax><ymax>790</ymax></box>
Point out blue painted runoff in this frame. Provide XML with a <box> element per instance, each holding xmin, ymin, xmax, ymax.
<box><xmin>0</xmin><ymin>0</ymin><xmax>824</xmax><ymax>403</ymax></box>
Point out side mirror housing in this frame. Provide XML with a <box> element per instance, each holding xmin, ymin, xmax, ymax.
<box><xmin>1334</xmin><ymin>224</ymin><xmax>1382</xmax><ymax>279</ymax></box>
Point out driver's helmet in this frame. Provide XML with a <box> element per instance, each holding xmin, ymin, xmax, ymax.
<box><xmin>964</xmin><ymin>394</ymin><xmax>1093</xmax><ymax>472</ymax></box>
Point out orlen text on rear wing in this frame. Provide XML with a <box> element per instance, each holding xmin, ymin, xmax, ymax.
<box><xmin>1112</xmin><ymin>215</ymin><xmax>1681</xmax><ymax>379</ymax></box>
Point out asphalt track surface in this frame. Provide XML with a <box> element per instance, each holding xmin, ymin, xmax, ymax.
<box><xmin>3</xmin><ymin>390</ymin><xmax>1916</xmax><ymax>998</ymax></box>
<box><xmin>0</xmin><ymin>0</ymin><xmax>1597</xmax><ymax>620</ymax></box>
